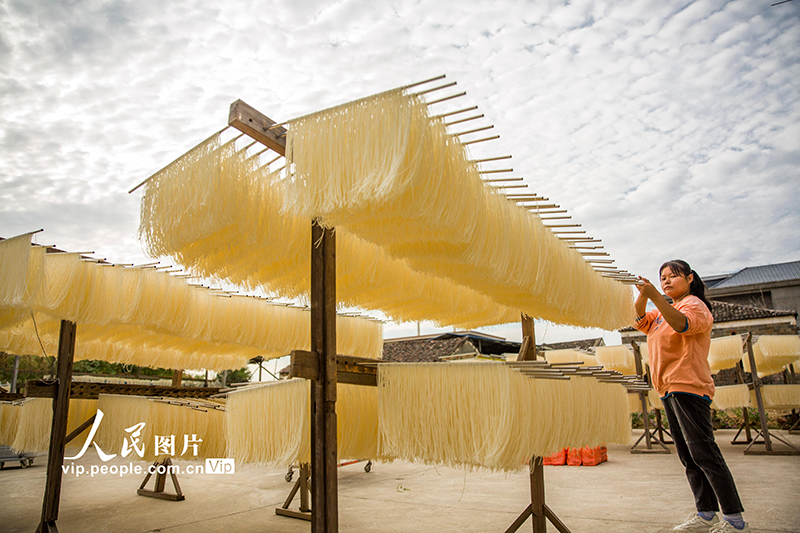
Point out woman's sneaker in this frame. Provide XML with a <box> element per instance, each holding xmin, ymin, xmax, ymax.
<box><xmin>710</xmin><ymin>520</ymin><xmax>751</xmax><ymax>532</ymax></box>
<box><xmin>674</xmin><ymin>513</ymin><xmax>720</xmax><ymax>531</ymax></box>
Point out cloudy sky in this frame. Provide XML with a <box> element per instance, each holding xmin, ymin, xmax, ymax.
<box><xmin>1</xmin><ymin>0</ymin><xmax>798</xmax><ymax>346</ymax></box>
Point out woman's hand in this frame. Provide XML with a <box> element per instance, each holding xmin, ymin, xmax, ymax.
<box><xmin>636</xmin><ymin>276</ymin><xmax>688</xmax><ymax>332</ymax></box>
<box><xmin>636</xmin><ymin>276</ymin><xmax>660</xmax><ymax>300</ymax></box>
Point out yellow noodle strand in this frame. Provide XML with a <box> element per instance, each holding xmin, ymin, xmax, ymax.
<box><xmin>708</xmin><ymin>335</ymin><xmax>745</xmax><ymax>373</ymax></box>
<box><xmin>377</xmin><ymin>363</ymin><xmax>629</xmax><ymax>472</ymax></box>
<box><xmin>595</xmin><ymin>345</ymin><xmax>636</xmax><ymax>375</ymax></box>
<box><xmin>753</xmin><ymin>384</ymin><xmax>800</xmax><ymax>411</ymax></box>
<box><xmin>710</xmin><ymin>384</ymin><xmax>751</xmax><ymax>410</ymax></box>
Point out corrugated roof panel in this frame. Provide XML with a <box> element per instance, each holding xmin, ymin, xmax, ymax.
<box><xmin>713</xmin><ymin>260</ymin><xmax>800</xmax><ymax>289</ymax></box>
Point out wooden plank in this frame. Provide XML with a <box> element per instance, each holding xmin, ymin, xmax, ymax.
<box><xmin>529</xmin><ymin>456</ymin><xmax>546</xmax><ymax>533</ymax></box>
<box><xmin>65</xmin><ymin>414</ymin><xmax>96</xmax><ymax>445</ymax></box>
<box><xmin>291</xmin><ymin>350</ymin><xmax>378</xmax><ymax>386</ymax></box>
<box><xmin>39</xmin><ymin>319</ymin><xmax>77</xmax><ymax>530</ymax></box>
<box><xmin>310</xmin><ymin>220</ymin><xmax>338</xmax><ymax>533</ymax></box>
<box><xmin>228</xmin><ymin>100</ymin><xmax>287</xmax><ymax>156</ymax></box>
<box><xmin>25</xmin><ymin>380</ymin><xmax>222</xmax><ymax>400</ymax></box>
<box><xmin>744</xmin><ymin>333</ymin><xmax>772</xmax><ymax>452</ymax></box>
<box><xmin>291</xmin><ymin>350</ymin><xmax>319</xmax><ymax>380</ymax></box>
<box><xmin>171</xmin><ymin>369</ymin><xmax>183</xmax><ymax>387</ymax></box>
<box><xmin>519</xmin><ymin>314</ymin><xmax>537</xmax><ymax>361</ymax></box>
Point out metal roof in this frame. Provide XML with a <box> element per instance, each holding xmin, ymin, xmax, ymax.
<box><xmin>711</xmin><ymin>260</ymin><xmax>800</xmax><ymax>289</ymax></box>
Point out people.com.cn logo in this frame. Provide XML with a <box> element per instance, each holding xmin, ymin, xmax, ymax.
<box><xmin>205</xmin><ymin>458</ymin><xmax>235</xmax><ymax>475</ymax></box>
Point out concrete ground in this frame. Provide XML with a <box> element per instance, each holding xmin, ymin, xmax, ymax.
<box><xmin>1</xmin><ymin>429</ymin><xmax>798</xmax><ymax>533</ymax></box>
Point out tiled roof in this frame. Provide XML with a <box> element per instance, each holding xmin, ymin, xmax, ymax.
<box><xmin>620</xmin><ymin>300</ymin><xmax>796</xmax><ymax>331</ymax></box>
<box><xmin>709</xmin><ymin>260</ymin><xmax>800</xmax><ymax>289</ymax></box>
<box><xmin>382</xmin><ymin>337</ymin><xmax>471</xmax><ymax>363</ymax></box>
<box><xmin>710</xmin><ymin>299</ymin><xmax>796</xmax><ymax>322</ymax></box>
<box><xmin>541</xmin><ymin>338</ymin><xmax>605</xmax><ymax>351</ymax></box>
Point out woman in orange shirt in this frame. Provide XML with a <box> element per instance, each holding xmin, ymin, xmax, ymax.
<box><xmin>635</xmin><ymin>260</ymin><xmax>748</xmax><ymax>533</ymax></box>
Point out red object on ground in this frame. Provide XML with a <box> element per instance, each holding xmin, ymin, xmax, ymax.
<box><xmin>567</xmin><ymin>447</ymin><xmax>582</xmax><ymax>466</ymax></box>
<box><xmin>579</xmin><ymin>445</ymin><xmax>608</xmax><ymax>466</ymax></box>
<box><xmin>543</xmin><ymin>448</ymin><xmax>567</xmax><ymax>465</ymax></box>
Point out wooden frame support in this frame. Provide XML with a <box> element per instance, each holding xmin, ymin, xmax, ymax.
<box><xmin>276</xmin><ymin>463</ymin><xmax>312</xmax><ymax>521</ymax></box>
<box><xmin>137</xmin><ymin>457</ymin><xmax>185</xmax><ymax>501</ymax></box>
<box><xmin>730</xmin><ymin>361</ymin><xmax>754</xmax><ymax>445</ymax></box>
<box><xmin>741</xmin><ymin>333</ymin><xmax>800</xmax><ymax>456</ymax></box>
<box><xmin>629</xmin><ymin>341</ymin><xmax>670</xmax><ymax>454</ymax></box>
<box><xmin>36</xmin><ymin>319</ymin><xmax>77</xmax><ymax>533</ymax></box>
<box><xmin>505</xmin><ymin>457</ymin><xmax>571</xmax><ymax>533</ymax></box>
<box><xmin>25</xmin><ymin>380</ymin><xmax>221</xmax><ymax>400</ymax></box>
<box><xmin>290</xmin><ymin>351</ymin><xmax>378</xmax><ymax>386</ymax></box>
<box><xmin>310</xmin><ymin>220</ymin><xmax>338</xmax><ymax>533</ymax></box>
<box><xmin>519</xmin><ymin>314</ymin><xmax>536</xmax><ymax>361</ymax></box>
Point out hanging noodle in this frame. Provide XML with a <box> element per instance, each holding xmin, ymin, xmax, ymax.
<box><xmin>142</xmin><ymin>399</ymin><xmax>226</xmax><ymax>461</ymax></box>
<box><xmin>710</xmin><ymin>384</ymin><xmax>751</xmax><ymax>411</ymax></box>
<box><xmin>377</xmin><ymin>363</ymin><xmax>630</xmax><ymax>472</ymax></box>
<box><xmin>543</xmin><ymin>349</ymin><xmax>597</xmax><ymax>367</ymax></box>
<box><xmin>137</xmin><ymin>133</ymin><xmax>519</xmax><ymax>329</ymax></box>
<box><xmin>595</xmin><ymin>345</ymin><xmax>636</xmax><ymax>375</ymax></box>
<box><xmin>0</xmin><ymin>235</ymin><xmax>383</xmax><ymax>370</ymax></box>
<box><xmin>754</xmin><ymin>384</ymin><xmax>800</xmax><ymax>411</ymax></box>
<box><xmin>283</xmin><ymin>90</ymin><xmax>635</xmax><ymax>329</ymax></box>
<box><xmin>0</xmin><ymin>402</ymin><xmax>21</xmax><ymax>446</ymax></box>
<box><xmin>137</xmin><ymin>90</ymin><xmax>634</xmax><ymax>330</ymax></box>
<box><xmin>708</xmin><ymin>335</ymin><xmax>745</xmax><ymax>373</ymax></box>
<box><xmin>10</xmin><ymin>398</ymin><xmax>97</xmax><ymax>454</ymax></box>
<box><xmin>647</xmin><ymin>390</ymin><xmax>664</xmax><ymax>410</ymax></box>
<box><xmin>225</xmin><ymin>379</ymin><xmax>379</xmax><ymax>467</ymax></box>
<box><xmin>743</xmin><ymin>336</ymin><xmax>800</xmax><ymax>377</ymax></box>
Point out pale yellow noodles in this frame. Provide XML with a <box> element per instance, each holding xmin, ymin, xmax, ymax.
<box><xmin>743</xmin><ymin>336</ymin><xmax>800</xmax><ymax>377</ymax></box>
<box><xmin>543</xmin><ymin>349</ymin><xmax>598</xmax><ymax>367</ymax></box>
<box><xmin>137</xmin><ymin>134</ymin><xmax>519</xmax><ymax>328</ymax></box>
<box><xmin>377</xmin><ymin>363</ymin><xmax>630</xmax><ymax>472</ymax></box>
<box><xmin>647</xmin><ymin>390</ymin><xmax>664</xmax><ymax>410</ymax></box>
<box><xmin>753</xmin><ymin>384</ymin><xmax>800</xmax><ymax>411</ymax></box>
<box><xmin>141</xmin><ymin>400</ymin><xmax>226</xmax><ymax>461</ymax></box>
<box><xmin>224</xmin><ymin>380</ymin><xmax>378</xmax><ymax>467</ymax></box>
<box><xmin>708</xmin><ymin>335</ymin><xmax>745</xmax><ymax>373</ymax></box>
<box><xmin>595</xmin><ymin>345</ymin><xmax>636</xmax><ymax>375</ymax></box>
<box><xmin>283</xmin><ymin>90</ymin><xmax>634</xmax><ymax>329</ymax></box>
<box><xmin>92</xmin><ymin>394</ymin><xmax>151</xmax><ymax>458</ymax></box>
<box><xmin>710</xmin><ymin>385</ymin><xmax>750</xmax><ymax>410</ymax></box>
<box><xmin>10</xmin><ymin>398</ymin><xmax>97</xmax><ymax>453</ymax></box>
<box><xmin>0</xmin><ymin>403</ymin><xmax>21</xmax><ymax>446</ymax></box>
<box><xmin>0</xmin><ymin>235</ymin><xmax>383</xmax><ymax>370</ymax></box>
<box><xmin>137</xmin><ymin>91</ymin><xmax>634</xmax><ymax>330</ymax></box>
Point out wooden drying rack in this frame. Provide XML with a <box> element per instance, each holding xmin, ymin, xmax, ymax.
<box><xmin>737</xmin><ymin>333</ymin><xmax>799</xmax><ymax>455</ymax></box>
<box><xmin>20</xmin><ymin>318</ymin><xmax>225</xmax><ymax>532</ymax></box>
<box><xmin>229</xmin><ymin>99</ymin><xmax>652</xmax><ymax>533</ymax></box>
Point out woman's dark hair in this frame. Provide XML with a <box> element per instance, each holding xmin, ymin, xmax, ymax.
<box><xmin>659</xmin><ymin>259</ymin><xmax>712</xmax><ymax>311</ymax></box>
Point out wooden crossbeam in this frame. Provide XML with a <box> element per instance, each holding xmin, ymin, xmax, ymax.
<box><xmin>290</xmin><ymin>351</ymin><xmax>379</xmax><ymax>387</ymax></box>
<box><xmin>228</xmin><ymin>100</ymin><xmax>287</xmax><ymax>156</ymax></box>
<box><xmin>25</xmin><ymin>380</ymin><xmax>222</xmax><ymax>400</ymax></box>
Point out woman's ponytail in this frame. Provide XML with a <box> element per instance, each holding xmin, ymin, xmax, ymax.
<box><xmin>689</xmin><ymin>269</ymin><xmax>713</xmax><ymax>311</ymax></box>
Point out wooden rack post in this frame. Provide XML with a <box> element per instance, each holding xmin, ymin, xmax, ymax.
<box><xmin>276</xmin><ymin>463</ymin><xmax>312</xmax><ymax>521</ymax></box>
<box><xmin>730</xmin><ymin>360</ymin><xmax>753</xmax><ymax>445</ymax></box>
<box><xmin>36</xmin><ymin>319</ymin><xmax>77</xmax><ymax>533</ymax></box>
<box><xmin>629</xmin><ymin>341</ymin><xmax>669</xmax><ymax>454</ymax></box>
<box><xmin>519</xmin><ymin>314</ymin><xmax>536</xmax><ymax>361</ymax></box>
<box><xmin>741</xmin><ymin>333</ymin><xmax>800</xmax><ymax>455</ymax></box>
<box><xmin>137</xmin><ymin>457</ymin><xmax>185</xmax><ymax>501</ymax></box>
<box><xmin>310</xmin><ymin>220</ymin><xmax>338</xmax><ymax>532</ymax></box>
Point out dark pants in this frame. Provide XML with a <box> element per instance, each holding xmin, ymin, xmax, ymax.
<box><xmin>662</xmin><ymin>393</ymin><xmax>744</xmax><ymax>515</ymax></box>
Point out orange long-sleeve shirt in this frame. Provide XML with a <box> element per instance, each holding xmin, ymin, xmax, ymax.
<box><xmin>635</xmin><ymin>295</ymin><xmax>715</xmax><ymax>399</ymax></box>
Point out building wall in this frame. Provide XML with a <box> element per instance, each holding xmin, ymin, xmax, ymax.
<box><xmin>772</xmin><ymin>285</ymin><xmax>800</xmax><ymax>317</ymax></box>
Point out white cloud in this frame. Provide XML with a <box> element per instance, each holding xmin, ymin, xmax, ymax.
<box><xmin>1</xmin><ymin>0</ymin><xmax>798</xmax><ymax>345</ymax></box>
